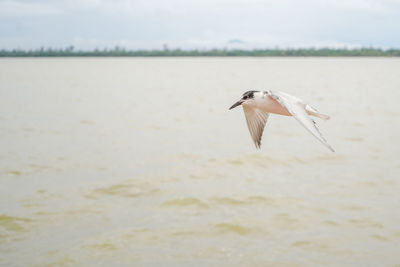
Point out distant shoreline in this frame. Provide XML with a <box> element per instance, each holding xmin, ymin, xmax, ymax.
<box><xmin>1</xmin><ymin>47</ymin><xmax>400</xmax><ymax>57</ymax></box>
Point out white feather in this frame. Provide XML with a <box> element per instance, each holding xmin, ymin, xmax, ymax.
<box><xmin>242</xmin><ymin>105</ymin><xmax>269</xmax><ymax>148</ymax></box>
<box><xmin>269</xmin><ymin>90</ymin><xmax>334</xmax><ymax>152</ymax></box>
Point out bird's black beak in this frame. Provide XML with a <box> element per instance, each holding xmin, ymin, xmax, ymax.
<box><xmin>229</xmin><ymin>100</ymin><xmax>243</xmax><ymax>110</ymax></box>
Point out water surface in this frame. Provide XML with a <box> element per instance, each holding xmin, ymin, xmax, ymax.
<box><xmin>0</xmin><ymin>58</ymin><xmax>399</xmax><ymax>266</ymax></box>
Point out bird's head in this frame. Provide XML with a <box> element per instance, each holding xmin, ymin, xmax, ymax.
<box><xmin>229</xmin><ymin>90</ymin><xmax>258</xmax><ymax>110</ymax></box>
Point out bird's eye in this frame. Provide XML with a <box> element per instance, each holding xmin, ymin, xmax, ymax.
<box><xmin>243</xmin><ymin>96</ymin><xmax>247</xmax><ymax>99</ymax></box>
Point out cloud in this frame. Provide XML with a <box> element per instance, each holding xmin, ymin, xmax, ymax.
<box><xmin>0</xmin><ymin>0</ymin><xmax>399</xmax><ymax>49</ymax></box>
<box><xmin>0</xmin><ymin>0</ymin><xmax>61</xmax><ymax>16</ymax></box>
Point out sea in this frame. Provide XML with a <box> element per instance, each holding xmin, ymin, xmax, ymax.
<box><xmin>0</xmin><ymin>57</ymin><xmax>399</xmax><ymax>266</ymax></box>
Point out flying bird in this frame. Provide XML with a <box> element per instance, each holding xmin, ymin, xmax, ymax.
<box><xmin>229</xmin><ymin>90</ymin><xmax>334</xmax><ymax>152</ymax></box>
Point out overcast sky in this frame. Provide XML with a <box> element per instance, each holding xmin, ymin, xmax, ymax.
<box><xmin>1</xmin><ymin>0</ymin><xmax>400</xmax><ymax>50</ymax></box>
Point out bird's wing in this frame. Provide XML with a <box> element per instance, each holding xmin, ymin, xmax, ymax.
<box><xmin>270</xmin><ymin>91</ymin><xmax>334</xmax><ymax>152</ymax></box>
<box><xmin>242</xmin><ymin>105</ymin><xmax>270</xmax><ymax>148</ymax></box>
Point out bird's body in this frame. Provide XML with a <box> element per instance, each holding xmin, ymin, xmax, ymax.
<box><xmin>229</xmin><ymin>90</ymin><xmax>334</xmax><ymax>152</ymax></box>
<box><xmin>250</xmin><ymin>91</ymin><xmax>292</xmax><ymax>116</ymax></box>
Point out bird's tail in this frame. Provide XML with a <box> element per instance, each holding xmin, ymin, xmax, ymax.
<box><xmin>312</xmin><ymin>112</ymin><xmax>330</xmax><ymax>120</ymax></box>
<box><xmin>306</xmin><ymin>105</ymin><xmax>330</xmax><ymax>120</ymax></box>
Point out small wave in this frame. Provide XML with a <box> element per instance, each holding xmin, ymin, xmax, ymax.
<box><xmin>6</xmin><ymin>170</ymin><xmax>22</xmax><ymax>176</ymax></box>
<box><xmin>225</xmin><ymin>154</ymin><xmax>278</xmax><ymax>168</ymax></box>
<box><xmin>89</xmin><ymin>181</ymin><xmax>159</xmax><ymax>199</ymax></box>
<box><xmin>348</xmin><ymin>218</ymin><xmax>383</xmax><ymax>229</ymax></box>
<box><xmin>171</xmin><ymin>231</ymin><xmax>200</xmax><ymax>237</ymax></box>
<box><xmin>226</xmin><ymin>159</ymin><xmax>244</xmax><ymax>165</ymax></box>
<box><xmin>291</xmin><ymin>240</ymin><xmax>331</xmax><ymax>251</ymax></box>
<box><xmin>214</xmin><ymin>223</ymin><xmax>253</xmax><ymax>235</ymax></box>
<box><xmin>0</xmin><ymin>214</ymin><xmax>31</xmax><ymax>232</ymax></box>
<box><xmin>210</xmin><ymin>196</ymin><xmax>274</xmax><ymax>206</ymax></box>
<box><xmin>232</xmin><ymin>153</ymin><xmax>316</xmax><ymax>167</ymax></box>
<box><xmin>84</xmin><ymin>242</ymin><xmax>118</xmax><ymax>251</ymax></box>
<box><xmin>211</xmin><ymin>197</ymin><xmax>247</xmax><ymax>206</ymax></box>
<box><xmin>323</xmin><ymin>220</ymin><xmax>339</xmax><ymax>226</ymax></box>
<box><xmin>292</xmin><ymin>240</ymin><xmax>312</xmax><ymax>247</ymax></box>
<box><xmin>342</xmin><ymin>204</ymin><xmax>366</xmax><ymax>211</ymax></box>
<box><xmin>33</xmin><ymin>209</ymin><xmax>54</xmax><ymax>216</ymax></box>
<box><xmin>80</xmin><ymin>119</ymin><xmax>95</xmax><ymax>125</ymax></box>
<box><xmin>271</xmin><ymin>213</ymin><xmax>299</xmax><ymax>229</ymax></box>
<box><xmin>162</xmin><ymin>198</ymin><xmax>208</xmax><ymax>209</ymax></box>
<box><xmin>371</xmin><ymin>234</ymin><xmax>389</xmax><ymax>241</ymax></box>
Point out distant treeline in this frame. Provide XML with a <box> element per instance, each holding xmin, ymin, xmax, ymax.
<box><xmin>1</xmin><ymin>46</ymin><xmax>400</xmax><ymax>57</ymax></box>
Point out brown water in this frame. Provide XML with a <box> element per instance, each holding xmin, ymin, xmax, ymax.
<box><xmin>0</xmin><ymin>58</ymin><xmax>399</xmax><ymax>266</ymax></box>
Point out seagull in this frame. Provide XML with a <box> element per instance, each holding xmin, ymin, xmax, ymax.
<box><xmin>229</xmin><ymin>90</ymin><xmax>334</xmax><ymax>152</ymax></box>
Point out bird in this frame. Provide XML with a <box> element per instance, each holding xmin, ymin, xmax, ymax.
<box><xmin>229</xmin><ymin>90</ymin><xmax>334</xmax><ymax>152</ymax></box>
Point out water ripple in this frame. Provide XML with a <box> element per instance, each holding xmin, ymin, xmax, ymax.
<box><xmin>162</xmin><ymin>198</ymin><xmax>208</xmax><ymax>209</ymax></box>
<box><xmin>88</xmin><ymin>181</ymin><xmax>159</xmax><ymax>199</ymax></box>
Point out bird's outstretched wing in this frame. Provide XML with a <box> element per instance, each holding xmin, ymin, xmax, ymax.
<box><xmin>243</xmin><ymin>105</ymin><xmax>269</xmax><ymax>148</ymax></box>
<box><xmin>269</xmin><ymin>91</ymin><xmax>334</xmax><ymax>152</ymax></box>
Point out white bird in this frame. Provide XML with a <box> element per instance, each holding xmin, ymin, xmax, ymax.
<box><xmin>229</xmin><ymin>90</ymin><xmax>334</xmax><ymax>152</ymax></box>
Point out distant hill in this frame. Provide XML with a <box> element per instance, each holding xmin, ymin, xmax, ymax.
<box><xmin>227</xmin><ymin>39</ymin><xmax>245</xmax><ymax>44</ymax></box>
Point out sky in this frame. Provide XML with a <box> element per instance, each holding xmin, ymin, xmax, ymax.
<box><xmin>1</xmin><ymin>0</ymin><xmax>400</xmax><ymax>50</ymax></box>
